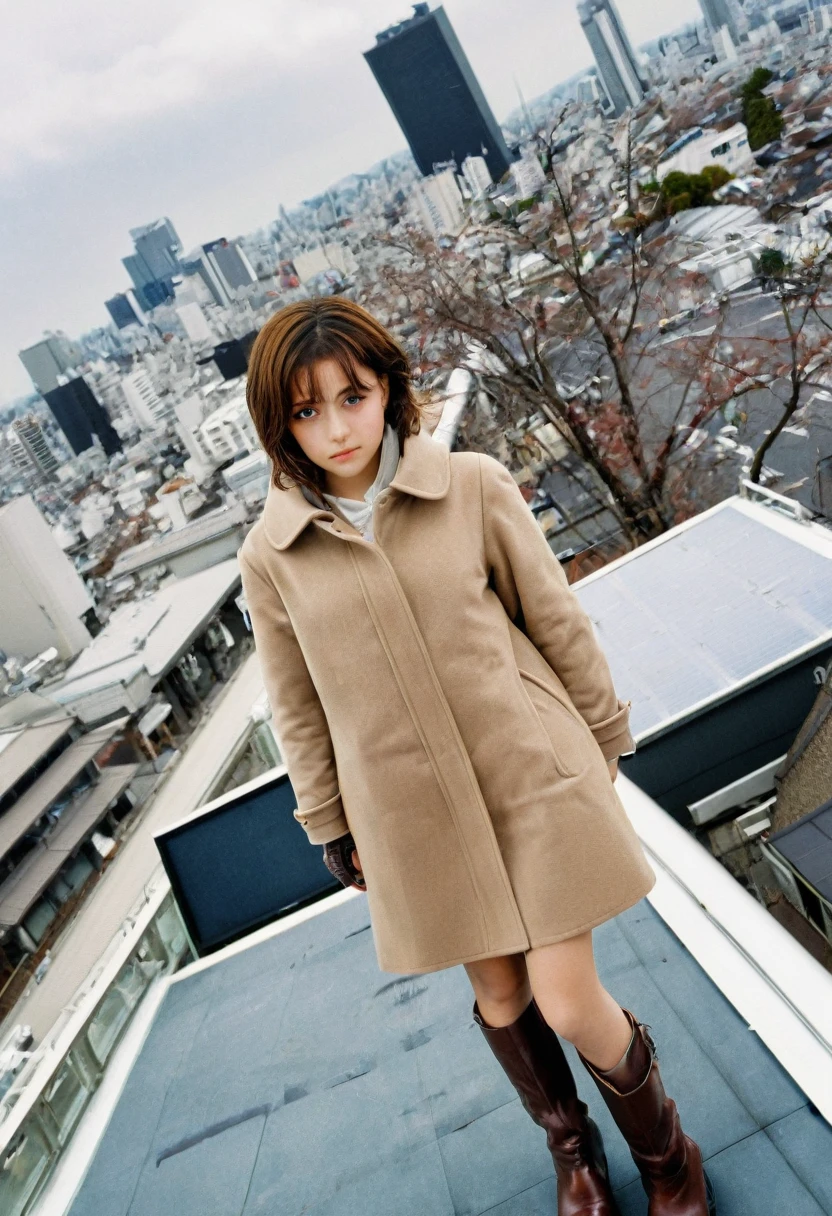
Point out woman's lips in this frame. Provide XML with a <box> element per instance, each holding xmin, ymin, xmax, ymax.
<box><xmin>332</xmin><ymin>447</ymin><xmax>358</xmax><ymax>460</ymax></box>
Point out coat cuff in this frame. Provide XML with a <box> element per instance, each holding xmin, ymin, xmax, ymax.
<box><xmin>293</xmin><ymin>791</ymin><xmax>350</xmax><ymax>844</ymax></box>
<box><xmin>589</xmin><ymin>699</ymin><xmax>636</xmax><ymax>761</ymax></box>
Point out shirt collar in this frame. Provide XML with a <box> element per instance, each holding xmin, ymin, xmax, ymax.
<box><xmin>261</xmin><ymin>422</ymin><xmax>451</xmax><ymax>552</ymax></box>
<box><xmin>303</xmin><ymin>420</ymin><xmax>401</xmax><ymax>513</ymax></box>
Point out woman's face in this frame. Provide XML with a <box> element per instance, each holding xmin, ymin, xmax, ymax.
<box><xmin>288</xmin><ymin>357</ymin><xmax>388</xmax><ymax>497</ymax></box>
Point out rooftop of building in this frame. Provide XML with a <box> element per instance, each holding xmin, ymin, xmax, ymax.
<box><xmin>0</xmin><ymin>714</ymin><xmax>75</xmax><ymax>804</ymax></box>
<box><xmin>109</xmin><ymin>503</ymin><xmax>248</xmax><ymax>578</ymax></box>
<box><xmin>42</xmin><ymin>559</ymin><xmax>241</xmax><ymax>704</ymax></box>
<box><xmin>573</xmin><ymin>493</ymin><xmax>832</xmax><ymax>743</ymax></box>
<box><xmin>62</xmin><ymin>796</ymin><xmax>832</xmax><ymax>1216</ymax></box>
<box><xmin>0</xmin><ymin>719</ymin><xmax>125</xmax><ymax>860</ymax></box>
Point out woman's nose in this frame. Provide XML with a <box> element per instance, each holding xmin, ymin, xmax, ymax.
<box><xmin>327</xmin><ymin>412</ymin><xmax>349</xmax><ymax>441</ymax></box>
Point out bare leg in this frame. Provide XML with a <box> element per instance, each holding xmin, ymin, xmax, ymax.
<box><xmin>465</xmin><ymin>947</ymin><xmax>621</xmax><ymax>1211</ymax></box>
<box><xmin>463</xmin><ymin>953</ymin><xmax>532</xmax><ymax>1028</ymax></box>
<box><xmin>526</xmin><ymin>931</ymin><xmax>633</xmax><ymax>1070</ymax></box>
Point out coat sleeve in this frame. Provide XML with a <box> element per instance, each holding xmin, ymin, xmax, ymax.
<box><xmin>238</xmin><ymin>545</ymin><xmax>350</xmax><ymax>845</ymax></box>
<box><xmin>479</xmin><ymin>454</ymin><xmax>636</xmax><ymax>761</ymax></box>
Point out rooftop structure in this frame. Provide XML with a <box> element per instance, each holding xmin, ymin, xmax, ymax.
<box><xmin>575</xmin><ymin>493</ymin><xmax>832</xmax><ymax>821</ymax></box>
<box><xmin>656</xmin><ymin>122</ymin><xmax>754</xmax><ymax>179</ymax></box>
<box><xmin>43</xmin><ymin>559</ymin><xmax>242</xmax><ymax>724</ymax></box>
<box><xmin>0</xmin><ymin>713</ymin><xmax>75</xmax><ymax>804</ymax></box>
<box><xmin>0</xmin><ymin>721</ymin><xmax>124</xmax><ymax>863</ymax></box>
<box><xmin>109</xmin><ymin>503</ymin><xmax>248</xmax><ymax>581</ymax></box>
<box><xmin>0</xmin><ymin>761</ymin><xmax>137</xmax><ymax>935</ymax></box>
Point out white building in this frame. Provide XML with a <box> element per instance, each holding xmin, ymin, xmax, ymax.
<box><xmin>0</xmin><ymin>496</ymin><xmax>95</xmax><ymax>661</ymax></box>
<box><xmin>658</xmin><ymin>123</ymin><xmax>755</xmax><ymax>180</ymax></box>
<box><xmin>221</xmin><ymin>451</ymin><xmax>272</xmax><ymax>503</ymax></box>
<box><xmin>413</xmin><ymin>168</ymin><xmax>466</xmax><ymax>237</ymax></box>
<box><xmin>712</xmin><ymin>24</ymin><xmax>738</xmax><ymax>61</ymax></box>
<box><xmin>804</xmin><ymin>6</ymin><xmax>832</xmax><ymax>33</ymax></box>
<box><xmin>122</xmin><ymin>369</ymin><xmax>175</xmax><ymax>434</ymax></box>
<box><xmin>8</xmin><ymin>416</ymin><xmax>59</xmax><ymax>481</ymax></box>
<box><xmin>511</xmin><ymin>154</ymin><xmax>547</xmax><ymax>199</ymax></box>
<box><xmin>174</xmin><ymin>395</ymin><xmax>219</xmax><ymax>483</ymax></box>
<box><xmin>292</xmin><ymin>244</ymin><xmax>358</xmax><ymax>285</ymax></box>
<box><xmin>198</xmin><ymin>394</ymin><xmax>260</xmax><ymax>464</ymax></box>
<box><xmin>461</xmin><ymin>156</ymin><xmax>492</xmax><ymax>199</ymax></box>
<box><xmin>176</xmin><ymin>301</ymin><xmax>214</xmax><ymax>347</ymax></box>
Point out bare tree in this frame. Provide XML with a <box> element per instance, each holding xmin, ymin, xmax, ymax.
<box><xmin>663</xmin><ymin>239</ymin><xmax>832</xmax><ymax>490</ymax></box>
<box><xmin>358</xmin><ymin>168</ymin><xmax>724</xmax><ymax>544</ymax></box>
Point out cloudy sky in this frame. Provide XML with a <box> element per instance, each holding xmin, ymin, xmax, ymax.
<box><xmin>0</xmin><ymin>0</ymin><xmax>701</xmax><ymax>400</ymax></box>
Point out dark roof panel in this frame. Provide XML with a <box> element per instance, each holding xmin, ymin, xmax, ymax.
<box><xmin>770</xmin><ymin>800</ymin><xmax>832</xmax><ymax>901</ymax></box>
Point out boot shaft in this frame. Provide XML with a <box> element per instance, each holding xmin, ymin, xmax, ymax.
<box><xmin>474</xmin><ymin>998</ymin><xmax>621</xmax><ymax>1214</ymax></box>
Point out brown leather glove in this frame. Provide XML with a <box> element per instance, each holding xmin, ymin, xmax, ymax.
<box><xmin>322</xmin><ymin>832</ymin><xmax>366</xmax><ymax>891</ymax></box>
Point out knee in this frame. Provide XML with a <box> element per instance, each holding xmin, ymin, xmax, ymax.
<box><xmin>465</xmin><ymin>956</ymin><xmax>530</xmax><ymax>1011</ymax></box>
<box><xmin>535</xmin><ymin>996</ymin><xmax>590</xmax><ymax>1045</ymax></box>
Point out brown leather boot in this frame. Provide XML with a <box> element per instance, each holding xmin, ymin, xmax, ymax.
<box><xmin>474</xmin><ymin>997</ymin><xmax>620</xmax><ymax>1215</ymax></box>
<box><xmin>578</xmin><ymin>1008</ymin><xmax>716</xmax><ymax>1215</ymax></box>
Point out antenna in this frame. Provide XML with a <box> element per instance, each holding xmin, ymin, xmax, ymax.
<box><xmin>513</xmin><ymin>73</ymin><xmax>534</xmax><ymax>139</ymax></box>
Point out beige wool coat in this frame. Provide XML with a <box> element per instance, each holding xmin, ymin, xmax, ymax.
<box><xmin>238</xmin><ymin>425</ymin><xmax>656</xmax><ymax>975</ymax></box>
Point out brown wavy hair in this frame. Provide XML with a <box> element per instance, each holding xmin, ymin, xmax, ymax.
<box><xmin>246</xmin><ymin>298</ymin><xmax>424</xmax><ymax>494</ymax></box>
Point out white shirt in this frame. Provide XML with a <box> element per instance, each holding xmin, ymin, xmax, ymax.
<box><xmin>301</xmin><ymin>422</ymin><xmax>401</xmax><ymax>542</ymax></box>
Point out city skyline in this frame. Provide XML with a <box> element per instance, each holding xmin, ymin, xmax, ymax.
<box><xmin>1</xmin><ymin>0</ymin><xmax>702</xmax><ymax>400</ymax></box>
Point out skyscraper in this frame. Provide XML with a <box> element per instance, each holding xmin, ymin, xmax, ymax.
<box><xmin>19</xmin><ymin>339</ymin><xmax>121</xmax><ymax>457</ymax></box>
<box><xmin>364</xmin><ymin>3</ymin><xmax>511</xmax><ymax>183</ymax></box>
<box><xmin>577</xmin><ymin>0</ymin><xmax>646</xmax><ymax>117</ymax></box>
<box><xmin>9</xmin><ymin>415</ymin><xmax>60</xmax><ymax>481</ymax></box>
<box><xmin>698</xmin><ymin>0</ymin><xmax>742</xmax><ymax>44</ymax></box>
<box><xmin>105</xmin><ymin>290</ymin><xmax>146</xmax><ymax>330</ymax></box>
<box><xmin>180</xmin><ymin>239</ymin><xmax>257</xmax><ymax>308</ymax></box>
<box><xmin>43</xmin><ymin>379</ymin><xmax>122</xmax><ymax>458</ymax></box>
<box><xmin>18</xmin><ymin>334</ymin><xmax>79</xmax><ymax>394</ymax></box>
<box><xmin>122</xmin><ymin>218</ymin><xmax>183</xmax><ymax>312</ymax></box>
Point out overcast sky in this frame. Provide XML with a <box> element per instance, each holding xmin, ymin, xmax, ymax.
<box><xmin>0</xmin><ymin>0</ymin><xmax>701</xmax><ymax>401</ymax></box>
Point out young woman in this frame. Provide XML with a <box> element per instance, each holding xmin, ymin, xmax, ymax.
<box><xmin>239</xmin><ymin>298</ymin><xmax>716</xmax><ymax>1216</ymax></box>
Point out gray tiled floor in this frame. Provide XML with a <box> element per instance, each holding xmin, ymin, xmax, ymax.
<box><xmin>68</xmin><ymin>897</ymin><xmax>832</xmax><ymax>1216</ymax></box>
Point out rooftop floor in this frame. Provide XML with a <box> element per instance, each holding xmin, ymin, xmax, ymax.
<box><xmin>66</xmin><ymin>893</ymin><xmax>832</xmax><ymax>1216</ymax></box>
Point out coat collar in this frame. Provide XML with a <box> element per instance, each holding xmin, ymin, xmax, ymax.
<box><xmin>261</xmin><ymin>425</ymin><xmax>451</xmax><ymax>551</ymax></box>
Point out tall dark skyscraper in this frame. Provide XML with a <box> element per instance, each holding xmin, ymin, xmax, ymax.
<box><xmin>43</xmin><ymin>379</ymin><xmax>122</xmax><ymax>458</ymax></box>
<box><xmin>18</xmin><ymin>338</ymin><xmax>121</xmax><ymax>458</ymax></box>
<box><xmin>578</xmin><ymin>0</ymin><xmax>646</xmax><ymax>117</ymax></box>
<box><xmin>364</xmin><ymin>3</ymin><xmax>511</xmax><ymax>183</ymax></box>
<box><xmin>105</xmin><ymin>291</ymin><xmax>145</xmax><ymax>330</ymax></box>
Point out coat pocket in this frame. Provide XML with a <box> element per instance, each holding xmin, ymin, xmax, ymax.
<box><xmin>517</xmin><ymin>668</ymin><xmax>589</xmax><ymax>780</ymax></box>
